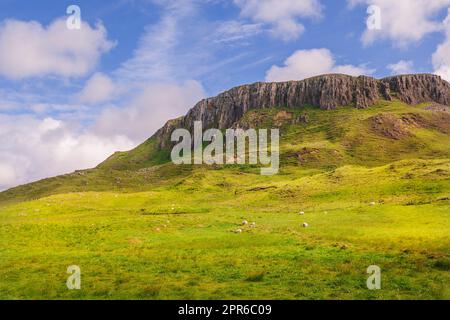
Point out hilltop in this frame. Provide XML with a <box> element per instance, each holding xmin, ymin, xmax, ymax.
<box><xmin>151</xmin><ymin>73</ymin><xmax>449</xmax><ymax>149</ymax></box>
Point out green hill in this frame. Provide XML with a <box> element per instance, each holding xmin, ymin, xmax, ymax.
<box><xmin>0</xmin><ymin>99</ymin><xmax>449</xmax><ymax>299</ymax></box>
<box><xmin>1</xmin><ymin>100</ymin><xmax>449</xmax><ymax>204</ymax></box>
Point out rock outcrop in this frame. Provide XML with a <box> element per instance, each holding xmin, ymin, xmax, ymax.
<box><xmin>382</xmin><ymin>74</ymin><xmax>450</xmax><ymax>105</ymax></box>
<box><xmin>154</xmin><ymin>74</ymin><xmax>450</xmax><ymax>149</ymax></box>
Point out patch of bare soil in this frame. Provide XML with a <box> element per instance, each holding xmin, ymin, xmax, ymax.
<box><xmin>424</xmin><ymin>103</ymin><xmax>450</xmax><ymax>113</ymax></box>
<box><xmin>370</xmin><ymin>113</ymin><xmax>412</xmax><ymax>139</ymax></box>
<box><xmin>426</xmin><ymin>112</ymin><xmax>450</xmax><ymax>134</ymax></box>
<box><xmin>273</xmin><ymin>111</ymin><xmax>308</xmax><ymax>127</ymax></box>
<box><xmin>273</xmin><ymin>111</ymin><xmax>293</xmax><ymax>127</ymax></box>
<box><xmin>371</xmin><ymin>111</ymin><xmax>450</xmax><ymax>139</ymax></box>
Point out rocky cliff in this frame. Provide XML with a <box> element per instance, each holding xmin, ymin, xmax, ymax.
<box><xmin>154</xmin><ymin>74</ymin><xmax>450</xmax><ymax>149</ymax></box>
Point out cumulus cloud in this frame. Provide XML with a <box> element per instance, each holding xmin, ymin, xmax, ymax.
<box><xmin>0</xmin><ymin>79</ymin><xmax>206</xmax><ymax>191</ymax></box>
<box><xmin>0</xmin><ymin>163</ymin><xmax>17</xmax><ymax>190</ymax></box>
<box><xmin>0</xmin><ymin>115</ymin><xmax>134</xmax><ymax>190</ymax></box>
<box><xmin>93</xmin><ymin>80</ymin><xmax>206</xmax><ymax>142</ymax></box>
<box><xmin>387</xmin><ymin>60</ymin><xmax>414</xmax><ymax>75</ymax></box>
<box><xmin>433</xmin><ymin>9</ymin><xmax>450</xmax><ymax>81</ymax></box>
<box><xmin>348</xmin><ymin>0</ymin><xmax>450</xmax><ymax>46</ymax></box>
<box><xmin>0</xmin><ymin>80</ymin><xmax>206</xmax><ymax>191</ymax></box>
<box><xmin>0</xmin><ymin>18</ymin><xmax>115</xmax><ymax>79</ymax></box>
<box><xmin>265</xmin><ymin>48</ymin><xmax>373</xmax><ymax>82</ymax></box>
<box><xmin>0</xmin><ymin>2</ymin><xmax>209</xmax><ymax>191</ymax></box>
<box><xmin>77</xmin><ymin>73</ymin><xmax>116</xmax><ymax>104</ymax></box>
<box><xmin>234</xmin><ymin>0</ymin><xmax>322</xmax><ymax>41</ymax></box>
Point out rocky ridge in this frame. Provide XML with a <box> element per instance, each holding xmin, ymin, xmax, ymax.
<box><xmin>154</xmin><ymin>74</ymin><xmax>450</xmax><ymax>149</ymax></box>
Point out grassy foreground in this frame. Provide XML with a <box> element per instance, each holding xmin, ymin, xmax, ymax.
<box><xmin>0</xmin><ymin>102</ymin><xmax>449</xmax><ymax>299</ymax></box>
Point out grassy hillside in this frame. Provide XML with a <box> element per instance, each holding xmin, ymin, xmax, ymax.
<box><xmin>0</xmin><ymin>100</ymin><xmax>449</xmax><ymax>299</ymax></box>
<box><xmin>2</xmin><ymin>101</ymin><xmax>450</xmax><ymax>204</ymax></box>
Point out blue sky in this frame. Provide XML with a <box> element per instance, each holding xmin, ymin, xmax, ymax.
<box><xmin>0</xmin><ymin>0</ymin><xmax>449</xmax><ymax>190</ymax></box>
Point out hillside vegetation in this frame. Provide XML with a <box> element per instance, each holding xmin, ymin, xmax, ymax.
<box><xmin>0</xmin><ymin>100</ymin><xmax>449</xmax><ymax>299</ymax></box>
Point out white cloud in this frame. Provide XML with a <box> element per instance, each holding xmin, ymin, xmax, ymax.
<box><xmin>214</xmin><ymin>21</ymin><xmax>263</xmax><ymax>43</ymax></box>
<box><xmin>0</xmin><ymin>163</ymin><xmax>17</xmax><ymax>189</ymax></box>
<box><xmin>115</xmin><ymin>5</ymin><xmax>185</xmax><ymax>83</ymax></box>
<box><xmin>0</xmin><ymin>0</ymin><xmax>238</xmax><ymax>190</ymax></box>
<box><xmin>0</xmin><ymin>79</ymin><xmax>206</xmax><ymax>191</ymax></box>
<box><xmin>433</xmin><ymin>9</ymin><xmax>450</xmax><ymax>81</ymax></box>
<box><xmin>93</xmin><ymin>80</ymin><xmax>206</xmax><ymax>142</ymax></box>
<box><xmin>0</xmin><ymin>114</ymin><xmax>134</xmax><ymax>191</ymax></box>
<box><xmin>84</xmin><ymin>1</ymin><xmax>207</xmax><ymax>142</ymax></box>
<box><xmin>348</xmin><ymin>0</ymin><xmax>450</xmax><ymax>46</ymax></box>
<box><xmin>387</xmin><ymin>60</ymin><xmax>414</xmax><ymax>75</ymax></box>
<box><xmin>115</xmin><ymin>0</ymin><xmax>260</xmax><ymax>85</ymax></box>
<box><xmin>265</xmin><ymin>48</ymin><xmax>373</xmax><ymax>82</ymax></box>
<box><xmin>0</xmin><ymin>18</ymin><xmax>115</xmax><ymax>79</ymax></box>
<box><xmin>234</xmin><ymin>0</ymin><xmax>322</xmax><ymax>41</ymax></box>
<box><xmin>77</xmin><ymin>73</ymin><xmax>116</xmax><ymax>104</ymax></box>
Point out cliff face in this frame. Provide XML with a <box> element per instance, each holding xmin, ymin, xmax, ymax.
<box><xmin>155</xmin><ymin>74</ymin><xmax>450</xmax><ymax>149</ymax></box>
<box><xmin>382</xmin><ymin>74</ymin><xmax>449</xmax><ymax>105</ymax></box>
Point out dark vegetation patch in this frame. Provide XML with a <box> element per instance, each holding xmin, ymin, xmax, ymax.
<box><xmin>245</xmin><ymin>271</ymin><xmax>266</xmax><ymax>282</ymax></box>
<box><xmin>431</xmin><ymin>259</ymin><xmax>450</xmax><ymax>271</ymax></box>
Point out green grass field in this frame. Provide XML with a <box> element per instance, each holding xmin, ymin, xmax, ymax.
<box><xmin>1</xmin><ymin>101</ymin><xmax>449</xmax><ymax>299</ymax></box>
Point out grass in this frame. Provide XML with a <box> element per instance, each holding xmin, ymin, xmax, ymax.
<box><xmin>0</xmin><ymin>101</ymin><xmax>449</xmax><ymax>299</ymax></box>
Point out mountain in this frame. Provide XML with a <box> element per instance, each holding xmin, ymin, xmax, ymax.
<box><xmin>151</xmin><ymin>73</ymin><xmax>449</xmax><ymax>149</ymax></box>
<box><xmin>100</xmin><ymin>73</ymin><xmax>449</xmax><ymax>169</ymax></box>
<box><xmin>1</xmin><ymin>73</ymin><xmax>449</xmax><ymax>204</ymax></box>
<box><xmin>1</xmin><ymin>74</ymin><xmax>449</xmax><ymax>299</ymax></box>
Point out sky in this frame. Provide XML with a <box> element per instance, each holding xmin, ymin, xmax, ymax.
<box><xmin>0</xmin><ymin>0</ymin><xmax>449</xmax><ymax>190</ymax></box>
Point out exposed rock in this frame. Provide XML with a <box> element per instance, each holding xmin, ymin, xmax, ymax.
<box><xmin>382</xmin><ymin>74</ymin><xmax>450</xmax><ymax>105</ymax></box>
<box><xmin>297</xmin><ymin>147</ymin><xmax>320</xmax><ymax>163</ymax></box>
<box><xmin>423</xmin><ymin>111</ymin><xmax>450</xmax><ymax>134</ymax></box>
<box><xmin>370</xmin><ymin>113</ymin><xmax>412</xmax><ymax>140</ymax></box>
<box><xmin>274</xmin><ymin>110</ymin><xmax>293</xmax><ymax>127</ymax></box>
<box><xmin>370</xmin><ymin>110</ymin><xmax>450</xmax><ymax>138</ymax></box>
<box><xmin>294</xmin><ymin>113</ymin><xmax>309</xmax><ymax>124</ymax></box>
<box><xmin>154</xmin><ymin>74</ymin><xmax>450</xmax><ymax>149</ymax></box>
<box><xmin>237</xmin><ymin>110</ymin><xmax>308</xmax><ymax>129</ymax></box>
<box><xmin>157</xmin><ymin>117</ymin><xmax>184</xmax><ymax>149</ymax></box>
<box><xmin>425</xmin><ymin>103</ymin><xmax>450</xmax><ymax>112</ymax></box>
<box><xmin>379</xmin><ymin>81</ymin><xmax>393</xmax><ymax>101</ymax></box>
<box><xmin>400</xmin><ymin>113</ymin><xmax>426</xmax><ymax>128</ymax></box>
